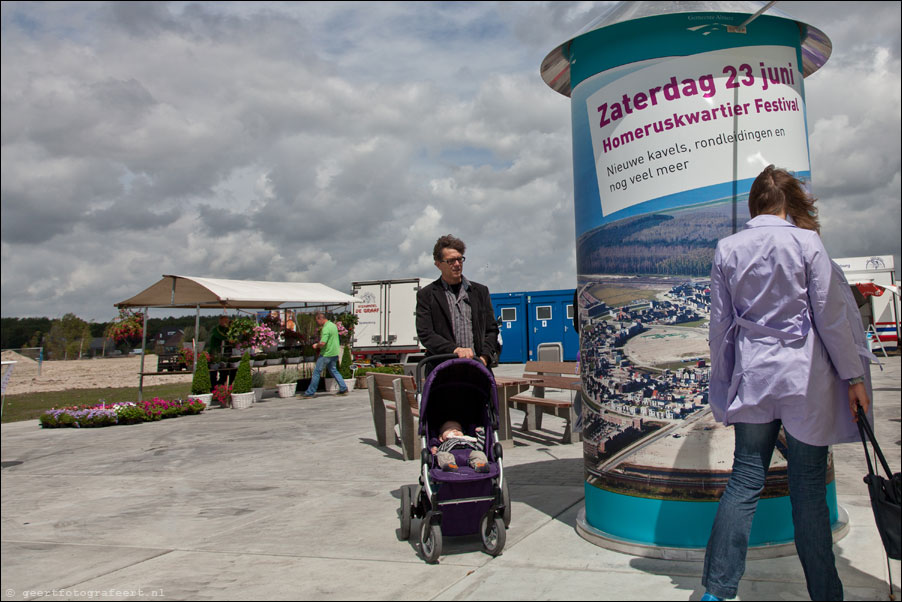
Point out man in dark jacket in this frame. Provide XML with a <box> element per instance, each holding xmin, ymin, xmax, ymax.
<box><xmin>416</xmin><ymin>234</ymin><xmax>500</xmax><ymax>367</ymax></box>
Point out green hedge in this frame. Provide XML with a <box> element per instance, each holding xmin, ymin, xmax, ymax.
<box><xmin>355</xmin><ymin>365</ymin><xmax>404</xmax><ymax>377</ymax></box>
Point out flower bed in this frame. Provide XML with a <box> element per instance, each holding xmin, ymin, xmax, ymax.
<box><xmin>39</xmin><ymin>397</ymin><xmax>206</xmax><ymax>429</ymax></box>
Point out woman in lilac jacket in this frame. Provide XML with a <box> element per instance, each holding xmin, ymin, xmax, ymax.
<box><xmin>701</xmin><ymin>166</ymin><xmax>872</xmax><ymax>601</ymax></box>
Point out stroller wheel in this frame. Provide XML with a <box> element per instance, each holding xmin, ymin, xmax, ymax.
<box><xmin>481</xmin><ymin>514</ymin><xmax>506</xmax><ymax>557</ymax></box>
<box><xmin>420</xmin><ymin>512</ymin><xmax>443</xmax><ymax>564</ymax></box>
<box><xmin>501</xmin><ymin>478</ymin><xmax>511</xmax><ymax>528</ymax></box>
<box><xmin>399</xmin><ymin>485</ymin><xmax>413</xmax><ymax>540</ymax></box>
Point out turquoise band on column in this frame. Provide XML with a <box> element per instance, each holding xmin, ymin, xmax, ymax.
<box><xmin>584</xmin><ymin>480</ymin><xmax>839</xmax><ymax>548</ymax></box>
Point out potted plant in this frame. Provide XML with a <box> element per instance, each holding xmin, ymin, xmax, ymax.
<box><xmin>338</xmin><ymin>345</ymin><xmax>355</xmax><ymax>391</ymax></box>
<box><xmin>266</xmin><ymin>351</ymin><xmax>284</xmax><ymax>366</ymax></box>
<box><xmin>277</xmin><ymin>367</ymin><xmax>300</xmax><ymax>398</ymax></box>
<box><xmin>227</xmin><ymin>316</ymin><xmax>257</xmax><ymax>356</ymax></box>
<box><xmin>189</xmin><ymin>352</ymin><xmax>214</xmax><ymax>404</ymax></box>
<box><xmin>107</xmin><ymin>308</ymin><xmax>144</xmax><ymax>349</ymax></box>
<box><xmin>212</xmin><ymin>384</ymin><xmax>232</xmax><ymax>408</ymax></box>
<box><xmin>251</xmin><ymin>369</ymin><xmax>266</xmax><ymax>402</ymax></box>
<box><xmin>252</xmin><ymin>352</ymin><xmax>267</xmax><ymax>367</ymax></box>
<box><xmin>285</xmin><ymin>348</ymin><xmax>302</xmax><ymax>365</ymax></box>
<box><xmin>296</xmin><ymin>362</ymin><xmax>313</xmax><ymax>393</ymax></box>
<box><xmin>231</xmin><ymin>352</ymin><xmax>255</xmax><ymax>409</ymax></box>
<box><xmin>250</xmin><ymin>323</ymin><xmax>278</xmax><ymax>355</ymax></box>
<box><xmin>355</xmin><ymin>364</ymin><xmax>404</xmax><ymax>389</ymax></box>
<box><xmin>179</xmin><ymin>347</ymin><xmax>211</xmax><ymax>371</ymax></box>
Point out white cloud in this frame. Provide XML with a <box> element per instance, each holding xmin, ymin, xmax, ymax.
<box><xmin>1</xmin><ymin>1</ymin><xmax>898</xmax><ymax>321</ymax></box>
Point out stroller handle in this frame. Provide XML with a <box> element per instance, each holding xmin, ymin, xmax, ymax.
<box><xmin>415</xmin><ymin>354</ymin><xmax>459</xmax><ymax>392</ymax></box>
<box><xmin>415</xmin><ymin>354</ymin><xmax>500</xmax><ymax>434</ymax></box>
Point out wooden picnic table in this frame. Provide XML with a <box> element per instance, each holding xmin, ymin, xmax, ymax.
<box><xmin>494</xmin><ymin>376</ymin><xmax>532</xmax><ymax>448</ymax></box>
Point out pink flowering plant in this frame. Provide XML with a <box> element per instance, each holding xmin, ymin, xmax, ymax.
<box><xmin>249</xmin><ymin>324</ymin><xmax>278</xmax><ymax>353</ymax></box>
<box><xmin>334</xmin><ymin>312</ymin><xmax>357</xmax><ymax>345</ymax></box>
<box><xmin>178</xmin><ymin>347</ymin><xmax>211</xmax><ymax>367</ymax></box>
<box><xmin>212</xmin><ymin>384</ymin><xmax>232</xmax><ymax>407</ymax></box>
<box><xmin>108</xmin><ymin>308</ymin><xmax>144</xmax><ymax>345</ymax></box>
<box><xmin>39</xmin><ymin>397</ymin><xmax>206</xmax><ymax>429</ymax></box>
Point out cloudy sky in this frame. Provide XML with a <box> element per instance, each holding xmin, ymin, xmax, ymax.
<box><xmin>2</xmin><ymin>1</ymin><xmax>899</xmax><ymax>322</ymax></box>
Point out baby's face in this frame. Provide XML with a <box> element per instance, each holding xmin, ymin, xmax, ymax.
<box><xmin>441</xmin><ymin>428</ymin><xmax>463</xmax><ymax>440</ymax></box>
<box><xmin>440</xmin><ymin>421</ymin><xmax>463</xmax><ymax>441</ymax></box>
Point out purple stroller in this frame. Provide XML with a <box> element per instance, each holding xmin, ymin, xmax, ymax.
<box><xmin>398</xmin><ymin>355</ymin><xmax>510</xmax><ymax>563</ymax></box>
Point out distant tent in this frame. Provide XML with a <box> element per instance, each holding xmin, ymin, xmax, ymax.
<box><xmin>115</xmin><ymin>275</ymin><xmax>361</xmax><ymax>399</ymax></box>
<box><xmin>116</xmin><ymin>274</ymin><xmax>359</xmax><ymax>310</ymax></box>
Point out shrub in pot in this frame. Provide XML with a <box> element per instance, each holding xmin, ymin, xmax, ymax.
<box><xmin>251</xmin><ymin>369</ymin><xmax>266</xmax><ymax>402</ymax></box>
<box><xmin>189</xmin><ymin>353</ymin><xmax>214</xmax><ymax>403</ymax></box>
<box><xmin>191</xmin><ymin>353</ymin><xmax>213</xmax><ymax>394</ymax></box>
<box><xmin>231</xmin><ymin>352</ymin><xmax>255</xmax><ymax>408</ymax></box>
<box><xmin>233</xmin><ymin>352</ymin><xmax>253</xmax><ymax>393</ymax></box>
<box><xmin>277</xmin><ymin>367</ymin><xmax>300</xmax><ymax>398</ymax></box>
<box><xmin>339</xmin><ymin>346</ymin><xmax>353</xmax><ymax>380</ymax></box>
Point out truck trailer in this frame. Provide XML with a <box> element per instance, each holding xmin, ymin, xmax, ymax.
<box><xmin>351</xmin><ymin>278</ymin><xmax>431</xmax><ymax>364</ymax></box>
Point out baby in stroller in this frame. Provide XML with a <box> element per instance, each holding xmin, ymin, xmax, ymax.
<box><xmin>430</xmin><ymin>420</ymin><xmax>489</xmax><ymax>472</ymax></box>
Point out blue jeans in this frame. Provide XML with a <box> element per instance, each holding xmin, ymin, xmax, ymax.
<box><xmin>702</xmin><ymin>421</ymin><xmax>842</xmax><ymax>601</ymax></box>
<box><xmin>305</xmin><ymin>355</ymin><xmax>347</xmax><ymax>396</ymax></box>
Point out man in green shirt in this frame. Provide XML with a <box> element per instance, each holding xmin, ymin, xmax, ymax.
<box><xmin>303</xmin><ymin>312</ymin><xmax>348</xmax><ymax>397</ymax></box>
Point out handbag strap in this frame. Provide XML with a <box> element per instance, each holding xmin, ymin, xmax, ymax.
<box><xmin>856</xmin><ymin>404</ymin><xmax>893</xmax><ymax>479</ymax></box>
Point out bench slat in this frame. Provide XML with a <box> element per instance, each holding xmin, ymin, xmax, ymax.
<box><xmin>524</xmin><ymin>361</ymin><xmax>578</xmax><ymax>374</ymax></box>
<box><xmin>522</xmin><ymin>374</ymin><xmax>580</xmax><ymax>389</ymax></box>
<box><xmin>509</xmin><ymin>394</ymin><xmax>571</xmax><ymax>408</ymax></box>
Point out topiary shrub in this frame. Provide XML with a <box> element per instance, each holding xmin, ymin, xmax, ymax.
<box><xmin>232</xmin><ymin>351</ymin><xmax>253</xmax><ymax>394</ymax></box>
<box><xmin>191</xmin><ymin>352</ymin><xmax>213</xmax><ymax>395</ymax></box>
<box><xmin>339</xmin><ymin>345</ymin><xmax>353</xmax><ymax>379</ymax></box>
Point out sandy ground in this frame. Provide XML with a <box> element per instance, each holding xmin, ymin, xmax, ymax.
<box><xmin>624</xmin><ymin>325</ymin><xmax>710</xmax><ymax>366</ymax></box>
<box><xmin>0</xmin><ymin>352</ymin><xmax>291</xmax><ymax>395</ymax></box>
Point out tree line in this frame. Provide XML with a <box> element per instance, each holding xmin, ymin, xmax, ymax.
<box><xmin>1</xmin><ymin>315</ymin><xmax>225</xmax><ymax>360</ymax></box>
<box><xmin>577</xmin><ymin>203</ymin><xmax>734</xmax><ymax>277</ymax></box>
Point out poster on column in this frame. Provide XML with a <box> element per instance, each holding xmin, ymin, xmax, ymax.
<box><xmin>575</xmin><ymin>45</ymin><xmax>810</xmax><ymax>502</ymax></box>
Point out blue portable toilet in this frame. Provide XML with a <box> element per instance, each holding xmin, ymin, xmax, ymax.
<box><xmin>526</xmin><ymin>289</ymin><xmax>578</xmax><ymax>361</ymax></box>
<box><xmin>491</xmin><ymin>292</ymin><xmax>528</xmax><ymax>363</ymax></box>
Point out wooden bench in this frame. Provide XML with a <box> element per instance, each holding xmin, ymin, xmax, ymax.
<box><xmin>367</xmin><ymin>372</ymin><xmax>420</xmax><ymax>460</ymax></box>
<box><xmin>509</xmin><ymin>361</ymin><xmax>580</xmax><ymax>444</ymax></box>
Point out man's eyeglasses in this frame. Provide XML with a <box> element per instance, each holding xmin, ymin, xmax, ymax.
<box><xmin>441</xmin><ymin>256</ymin><xmax>465</xmax><ymax>265</ymax></box>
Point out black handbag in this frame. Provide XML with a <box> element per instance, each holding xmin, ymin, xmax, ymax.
<box><xmin>856</xmin><ymin>405</ymin><xmax>901</xmax><ymax>561</ymax></box>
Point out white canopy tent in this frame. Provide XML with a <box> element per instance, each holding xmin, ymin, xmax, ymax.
<box><xmin>115</xmin><ymin>275</ymin><xmax>361</xmax><ymax>399</ymax></box>
<box><xmin>116</xmin><ymin>275</ymin><xmax>360</xmax><ymax>310</ymax></box>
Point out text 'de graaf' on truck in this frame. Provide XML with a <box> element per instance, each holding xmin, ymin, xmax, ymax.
<box><xmin>351</xmin><ymin>278</ymin><xmax>431</xmax><ymax>364</ymax></box>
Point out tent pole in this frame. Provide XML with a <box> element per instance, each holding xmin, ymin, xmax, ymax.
<box><xmin>193</xmin><ymin>305</ymin><xmax>200</xmax><ymax>373</ymax></box>
<box><xmin>139</xmin><ymin>307</ymin><xmax>148</xmax><ymax>402</ymax></box>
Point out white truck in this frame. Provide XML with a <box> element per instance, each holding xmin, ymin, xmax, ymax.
<box><xmin>351</xmin><ymin>278</ymin><xmax>431</xmax><ymax>364</ymax></box>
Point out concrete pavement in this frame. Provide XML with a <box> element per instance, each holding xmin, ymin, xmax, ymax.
<box><xmin>1</xmin><ymin>359</ymin><xmax>899</xmax><ymax>601</ymax></box>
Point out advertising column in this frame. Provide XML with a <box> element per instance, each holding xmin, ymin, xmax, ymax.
<box><xmin>543</xmin><ymin>3</ymin><xmax>842</xmax><ymax>553</ymax></box>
